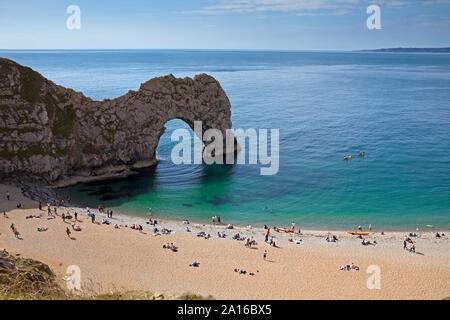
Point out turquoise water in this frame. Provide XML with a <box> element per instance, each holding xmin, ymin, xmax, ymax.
<box><xmin>2</xmin><ymin>50</ymin><xmax>450</xmax><ymax>230</ymax></box>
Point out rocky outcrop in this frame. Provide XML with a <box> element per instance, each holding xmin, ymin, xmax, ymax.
<box><xmin>0</xmin><ymin>58</ymin><xmax>238</xmax><ymax>186</ymax></box>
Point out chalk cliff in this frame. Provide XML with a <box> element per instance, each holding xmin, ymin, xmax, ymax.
<box><xmin>0</xmin><ymin>58</ymin><xmax>237</xmax><ymax>186</ymax></box>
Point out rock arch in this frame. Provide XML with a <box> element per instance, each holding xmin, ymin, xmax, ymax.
<box><xmin>0</xmin><ymin>58</ymin><xmax>239</xmax><ymax>186</ymax></box>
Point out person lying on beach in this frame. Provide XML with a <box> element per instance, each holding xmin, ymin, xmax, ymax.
<box><xmin>217</xmin><ymin>232</ymin><xmax>226</xmax><ymax>238</ymax></box>
<box><xmin>186</xmin><ymin>227</ymin><xmax>191</xmax><ymax>232</ymax></box>
<box><xmin>189</xmin><ymin>262</ymin><xmax>200</xmax><ymax>267</ymax></box>
<box><xmin>163</xmin><ymin>243</ymin><xmax>176</xmax><ymax>251</ymax></box>
<box><xmin>232</xmin><ymin>233</ymin><xmax>242</xmax><ymax>240</ymax></box>
<box><xmin>183</xmin><ymin>219</ymin><xmax>190</xmax><ymax>224</ymax></box>
<box><xmin>37</xmin><ymin>227</ymin><xmax>48</xmax><ymax>232</ymax></box>
<box><xmin>71</xmin><ymin>224</ymin><xmax>82</xmax><ymax>231</ymax></box>
<box><xmin>114</xmin><ymin>224</ymin><xmax>119</xmax><ymax>229</ymax></box>
<box><xmin>340</xmin><ymin>263</ymin><xmax>359</xmax><ymax>271</ymax></box>
<box><xmin>227</xmin><ymin>224</ymin><xmax>233</xmax><ymax>229</ymax></box>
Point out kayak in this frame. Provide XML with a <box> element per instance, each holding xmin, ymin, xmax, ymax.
<box><xmin>347</xmin><ymin>231</ymin><xmax>369</xmax><ymax>236</ymax></box>
<box><xmin>278</xmin><ymin>228</ymin><xmax>295</xmax><ymax>233</ymax></box>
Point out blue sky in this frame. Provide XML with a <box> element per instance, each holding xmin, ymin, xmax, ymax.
<box><xmin>0</xmin><ymin>0</ymin><xmax>449</xmax><ymax>50</ymax></box>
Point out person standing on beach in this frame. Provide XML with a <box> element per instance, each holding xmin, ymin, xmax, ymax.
<box><xmin>66</xmin><ymin>227</ymin><xmax>71</xmax><ymax>238</ymax></box>
<box><xmin>110</xmin><ymin>210</ymin><xmax>113</xmax><ymax>218</ymax></box>
<box><xmin>74</xmin><ymin>212</ymin><xmax>78</xmax><ymax>221</ymax></box>
<box><xmin>6</xmin><ymin>191</ymin><xmax>10</xmax><ymax>201</ymax></box>
<box><xmin>91</xmin><ymin>213</ymin><xmax>95</xmax><ymax>223</ymax></box>
<box><xmin>148</xmin><ymin>208</ymin><xmax>152</xmax><ymax>216</ymax></box>
<box><xmin>263</xmin><ymin>250</ymin><xmax>267</xmax><ymax>260</ymax></box>
<box><xmin>38</xmin><ymin>202</ymin><xmax>42</xmax><ymax>211</ymax></box>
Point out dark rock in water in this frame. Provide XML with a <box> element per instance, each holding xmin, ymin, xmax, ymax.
<box><xmin>208</xmin><ymin>195</ymin><xmax>232</xmax><ymax>206</ymax></box>
<box><xmin>182</xmin><ymin>203</ymin><xmax>193</xmax><ymax>207</ymax></box>
<box><xmin>0</xmin><ymin>58</ymin><xmax>239</xmax><ymax>187</ymax></box>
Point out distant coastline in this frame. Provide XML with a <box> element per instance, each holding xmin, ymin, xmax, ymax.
<box><xmin>360</xmin><ymin>47</ymin><xmax>450</xmax><ymax>53</ymax></box>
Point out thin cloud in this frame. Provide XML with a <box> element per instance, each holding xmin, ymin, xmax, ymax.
<box><xmin>183</xmin><ymin>0</ymin><xmax>449</xmax><ymax>15</ymax></box>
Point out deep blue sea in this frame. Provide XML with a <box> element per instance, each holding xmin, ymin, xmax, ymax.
<box><xmin>1</xmin><ymin>50</ymin><xmax>449</xmax><ymax>230</ymax></box>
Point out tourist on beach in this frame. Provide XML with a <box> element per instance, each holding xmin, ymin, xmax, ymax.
<box><xmin>10</xmin><ymin>223</ymin><xmax>15</xmax><ymax>232</ymax></box>
<box><xmin>369</xmin><ymin>224</ymin><xmax>372</xmax><ymax>231</ymax></box>
<box><xmin>54</xmin><ymin>207</ymin><xmax>57</xmax><ymax>216</ymax></box>
<box><xmin>358</xmin><ymin>225</ymin><xmax>362</xmax><ymax>231</ymax></box>
<box><xmin>263</xmin><ymin>250</ymin><xmax>267</xmax><ymax>260</ymax></box>
<box><xmin>218</xmin><ymin>216</ymin><xmax>221</xmax><ymax>223</ymax></box>
<box><xmin>66</xmin><ymin>227</ymin><xmax>71</xmax><ymax>238</ymax></box>
<box><xmin>3</xmin><ymin>211</ymin><xmax>7</xmax><ymax>218</ymax></box>
<box><xmin>6</xmin><ymin>191</ymin><xmax>10</xmax><ymax>200</ymax></box>
<box><xmin>410</xmin><ymin>242</ymin><xmax>416</xmax><ymax>253</ymax></box>
<box><xmin>74</xmin><ymin>212</ymin><xmax>78</xmax><ymax>221</ymax></box>
<box><xmin>148</xmin><ymin>208</ymin><xmax>152</xmax><ymax>216</ymax></box>
<box><xmin>91</xmin><ymin>213</ymin><xmax>95</xmax><ymax>223</ymax></box>
<box><xmin>38</xmin><ymin>202</ymin><xmax>42</xmax><ymax>211</ymax></box>
<box><xmin>16</xmin><ymin>202</ymin><xmax>22</xmax><ymax>208</ymax></box>
<box><xmin>291</xmin><ymin>221</ymin><xmax>295</xmax><ymax>229</ymax></box>
<box><xmin>139</xmin><ymin>225</ymin><xmax>143</xmax><ymax>233</ymax></box>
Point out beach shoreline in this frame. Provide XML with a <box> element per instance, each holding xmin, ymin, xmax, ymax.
<box><xmin>1</xmin><ymin>183</ymin><xmax>449</xmax><ymax>300</ymax></box>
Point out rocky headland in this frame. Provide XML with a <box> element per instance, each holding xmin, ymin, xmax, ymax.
<box><xmin>0</xmin><ymin>58</ymin><xmax>238</xmax><ymax>186</ymax></box>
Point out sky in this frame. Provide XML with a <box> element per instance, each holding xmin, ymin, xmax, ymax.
<box><xmin>0</xmin><ymin>0</ymin><xmax>449</xmax><ymax>50</ymax></box>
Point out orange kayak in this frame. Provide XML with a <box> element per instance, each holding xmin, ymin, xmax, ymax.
<box><xmin>347</xmin><ymin>231</ymin><xmax>369</xmax><ymax>236</ymax></box>
<box><xmin>278</xmin><ymin>228</ymin><xmax>295</xmax><ymax>233</ymax></box>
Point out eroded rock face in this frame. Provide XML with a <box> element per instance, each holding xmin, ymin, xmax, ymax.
<box><xmin>0</xmin><ymin>58</ymin><xmax>237</xmax><ymax>186</ymax></box>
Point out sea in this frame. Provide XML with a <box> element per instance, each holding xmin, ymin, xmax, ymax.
<box><xmin>1</xmin><ymin>49</ymin><xmax>449</xmax><ymax>230</ymax></box>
